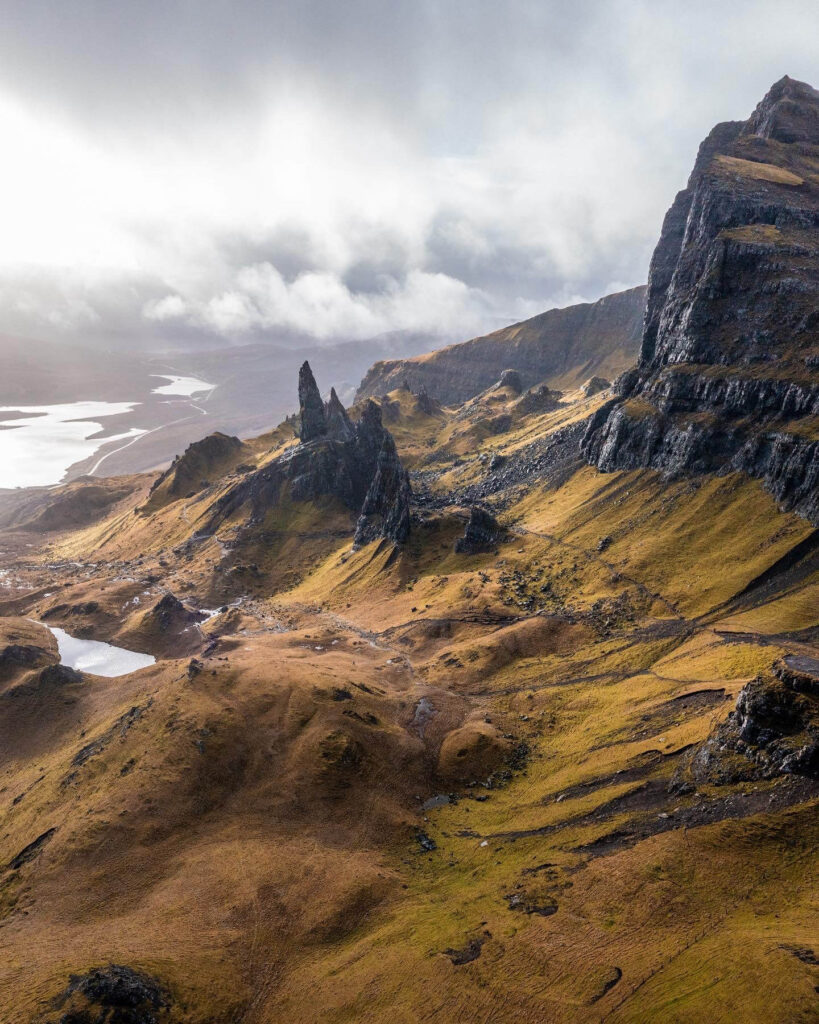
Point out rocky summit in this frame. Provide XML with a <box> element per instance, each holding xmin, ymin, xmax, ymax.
<box><xmin>200</xmin><ymin>363</ymin><xmax>412</xmax><ymax>561</ymax></box>
<box><xmin>0</xmin><ymin>80</ymin><xmax>818</xmax><ymax>1024</ymax></box>
<box><xmin>298</xmin><ymin>359</ymin><xmax>329</xmax><ymax>442</ymax></box>
<box><xmin>584</xmin><ymin>76</ymin><xmax>819</xmax><ymax>522</ymax></box>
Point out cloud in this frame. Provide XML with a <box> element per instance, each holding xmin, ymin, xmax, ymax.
<box><xmin>143</xmin><ymin>294</ymin><xmax>188</xmax><ymax>322</ymax></box>
<box><xmin>153</xmin><ymin>263</ymin><xmax>494</xmax><ymax>342</ymax></box>
<box><xmin>0</xmin><ymin>2</ymin><xmax>816</xmax><ymax>350</ymax></box>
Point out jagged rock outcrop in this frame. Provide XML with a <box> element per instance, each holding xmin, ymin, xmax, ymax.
<box><xmin>514</xmin><ymin>384</ymin><xmax>562</xmax><ymax>416</ymax></box>
<box><xmin>43</xmin><ymin>964</ymin><xmax>171</xmax><ymax>1024</ymax></box>
<box><xmin>454</xmin><ymin>507</ymin><xmax>504</xmax><ymax>554</ymax></box>
<box><xmin>413</xmin><ymin>387</ymin><xmax>443</xmax><ymax>417</ymax></box>
<box><xmin>37</xmin><ymin>664</ymin><xmax>83</xmax><ymax>687</ymax></box>
<box><xmin>498</xmin><ymin>369</ymin><xmax>523</xmax><ymax>394</ymax></box>
<box><xmin>353</xmin><ymin>433</ymin><xmax>411</xmax><ymax>548</ymax></box>
<box><xmin>205</xmin><ymin>367</ymin><xmax>411</xmax><ymax>548</ymax></box>
<box><xmin>584</xmin><ymin>77</ymin><xmax>819</xmax><ymax>524</ymax></box>
<box><xmin>687</xmin><ymin>656</ymin><xmax>819</xmax><ymax>783</ymax></box>
<box><xmin>325</xmin><ymin>387</ymin><xmax>356</xmax><ymax>441</ymax></box>
<box><xmin>299</xmin><ymin>360</ymin><xmax>328</xmax><ymax>441</ymax></box>
<box><xmin>147</xmin><ymin>593</ymin><xmax>204</xmax><ymax>633</ymax></box>
<box><xmin>147</xmin><ymin>432</ymin><xmax>243</xmax><ymax>507</ymax></box>
<box><xmin>581</xmin><ymin>376</ymin><xmax>610</xmax><ymax>398</ymax></box>
<box><xmin>0</xmin><ymin>642</ymin><xmax>51</xmax><ymax>681</ymax></box>
<box><xmin>356</xmin><ymin>286</ymin><xmax>646</xmax><ymax>405</ymax></box>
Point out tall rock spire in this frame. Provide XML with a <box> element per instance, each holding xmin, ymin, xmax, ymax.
<box><xmin>354</xmin><ymin>432</ymin><xmax>412</xmax><ymax>548</ymax></box>
<box><xmin>298</xmin><ymin>361</ymin><xmax>327</xmax><ymax>443</ymax></box>
<box><xmin>325</xmin><ymin>387</ymin><xmax>356</xmax><ymax>441</ymax></box>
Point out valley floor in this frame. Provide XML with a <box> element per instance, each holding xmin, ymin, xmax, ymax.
<box><xmin>0</xmin><ymin>387</ymin><xmax>817</xmax><ymax>1023</ymax></box>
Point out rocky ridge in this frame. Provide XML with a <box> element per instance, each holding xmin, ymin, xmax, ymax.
<box><xmin>203</xmin><ymin>362</ymin><xmax>411</xmax><ymax>548</ymax></box>
<box><xmin>584</xmin><ymin>77</ymin><xmax>819</xmax><ymax>523</ymax></box>
<box><xmin>356</xmin><ymin>285</ymin><xmax>646</xmax><ymax>405</ymax></box>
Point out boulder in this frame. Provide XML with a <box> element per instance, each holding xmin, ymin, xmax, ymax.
<box><xmin>455</xmin><ymin>507</ymin><xmax>503</xmax><ymax>554</ymax></box>
<box><xmin>498</xmin><ymin>368</ymin><xmax>523</xmax><ymax>394</ymax></box>
<box><xmin>581</xmin><ymin>376</ymin><xmax>610</xmax><ymax>398</ymax></box>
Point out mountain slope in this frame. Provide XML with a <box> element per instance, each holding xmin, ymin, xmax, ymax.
<box><xmin>356</xmin><ymin>285</ymin><xmax>647</xmax><ymax>405</ymax></box>
<box><xmin>0</xmin><ymin>81</ymin><xmax>817</xmax><ymax>1024</ymax></box>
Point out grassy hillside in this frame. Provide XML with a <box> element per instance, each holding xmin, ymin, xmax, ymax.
<box><xmin>0</xmin><ymin>372</ymin><xmax>816</xmax><ymax>1024</ymax></box>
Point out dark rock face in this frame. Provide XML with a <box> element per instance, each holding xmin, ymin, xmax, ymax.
<box><xmin>583</xmin><ymin>77</ymin><xmax>819</xmax><ymax>525</ymax></box>
<box><xmin>354</xmin><ymin>433</ymin><xmax>411</xmax><ymax>548</ymax></box>
<box><xmin>746</xmin><ymin>74</ymin><xmax>819</xmax><ymax>144</ymax></box>
<box><xmin>688</xmin><ymin>658</ymin><xmax>819</xmax><ymax>783</ymax></box>
<box><xmin>37</xmin><ymin>664</ymin><xmax>83</xmax><ymax>687</ymax></box>
<box><xmin>149</xmin><ymin>432</ymin><xmax>242</xmax><ymax>502</ymax></box>
<box><xmin>298</xmin><ymin>360</ymin><xmax>328</xmax><ymax>442</ymax></box>
<box><xmin>356</xmin><ymin>286</ymin><xmax>646</xmax><ymax>405</ymax></box>
<box><xmin>8</xmin><ymin>827</ymin><xmax>57</xmax><ymax>869</ymax></box>
<box><xmin>149</xmin><ymin>593</ymin><xmax>204</xmax><ymax>633</ymax></box>
<box><xmin>206</xmin><ymin>384</ymin><xmax>411</xmax><ymax>548</ymax></box>
<box><xmin>325</xmin><ymin>387</ymin><xmax>356</xmax><ymax>441</ymax></box>
<box><xmin>454</xmin><ymin>507</ymin><xmax>503</xmax><ymax>554</ymax></box>
<box><xmin>498</xmin><ymin>368</ymin><xmax>523</xmax><ymax>394</ymax></box>
<box><xmin>45</xmin><ymin>964</ymin><xmax>171</xmax><ymax>1024</ymax></box>
<box><xmin>0</xmin><ymin>643</ymin><xmax>49</xmax><ymax>676</ymax></box>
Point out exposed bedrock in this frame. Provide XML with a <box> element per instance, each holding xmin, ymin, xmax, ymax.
<box><xmin>325</xmin><ymin>386</ymin><xmax>356</xmax><ymax>441</ymax></box>
<box><xmin>354</xmin><ymin>432</ymin><xmax>411</xmax><ymax>548</ymax></box>
<box><xmin>206</xmin><ymin>366</ymin><xmax>411</xmax><ymax>547</ymax></box>
<box><xmin>687</xmin><ymin>656</ymin><xmax>819</xmax><ymax>783</ymax></box>
<box><xmin>584</xmin><ymin>77</ymin><xmax>819</xmax><ymax>525</ymax></box>
<box><xmin>454</xmin><ymin>506</ymin><xmax>504</xmax><ymax>554</ymax></box>
<box><xmin>42</xmin><ymin>963</ymin><xmax>172</xmax><ymax>1024</ymax></box>
<box><xmin>298</xmin><ymin>359</ymin><xmax>328</xmax><ymax>442</ymax></box>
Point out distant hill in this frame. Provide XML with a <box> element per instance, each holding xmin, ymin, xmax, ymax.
<box><xmin>356</xmin><ymin>285</ymin><xmax>647</xmax><ymax>405</ymax></box>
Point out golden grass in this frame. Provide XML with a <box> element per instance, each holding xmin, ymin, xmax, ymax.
<box><xmin>715</xmin><ymin>155</ymin><xmax>805</xmax><ymax>186</ymax></box>
<box><xmin>1</xmin><ymin>371</ymin><xmax>818</xmax><ymax>1023</ymax></box>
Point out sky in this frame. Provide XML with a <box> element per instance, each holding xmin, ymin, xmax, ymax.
<box><xmin>0</xmin><ymin>0</ymin><xmax>817</xmax><ymax>351</ymax></box>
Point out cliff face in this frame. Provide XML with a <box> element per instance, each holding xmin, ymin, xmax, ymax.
<box><xmin>356</xmin><ymin>286</ymin><xmax>646</xmax><ymax>405</ymax></box>
<box><xmin>584</xmin><ymin>77</ymin><xmax>819</xmax><ymax>524</ymax></box>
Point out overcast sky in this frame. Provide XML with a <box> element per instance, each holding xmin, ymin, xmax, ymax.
<box><xmin>0</xmin><ymin>0</ymin><xmax>817</xmax><ymax>350</ymax></box>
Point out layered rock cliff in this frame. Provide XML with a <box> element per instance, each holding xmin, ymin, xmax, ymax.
<box><xmin>356</xmin><ymin>285</ymin><xmax>646</xmax><ymax>406</ymax></box>
<box><xmin>584</xmin><ymin>77</ymin><xmax>819</xmax><ymax>524</ymax></box>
